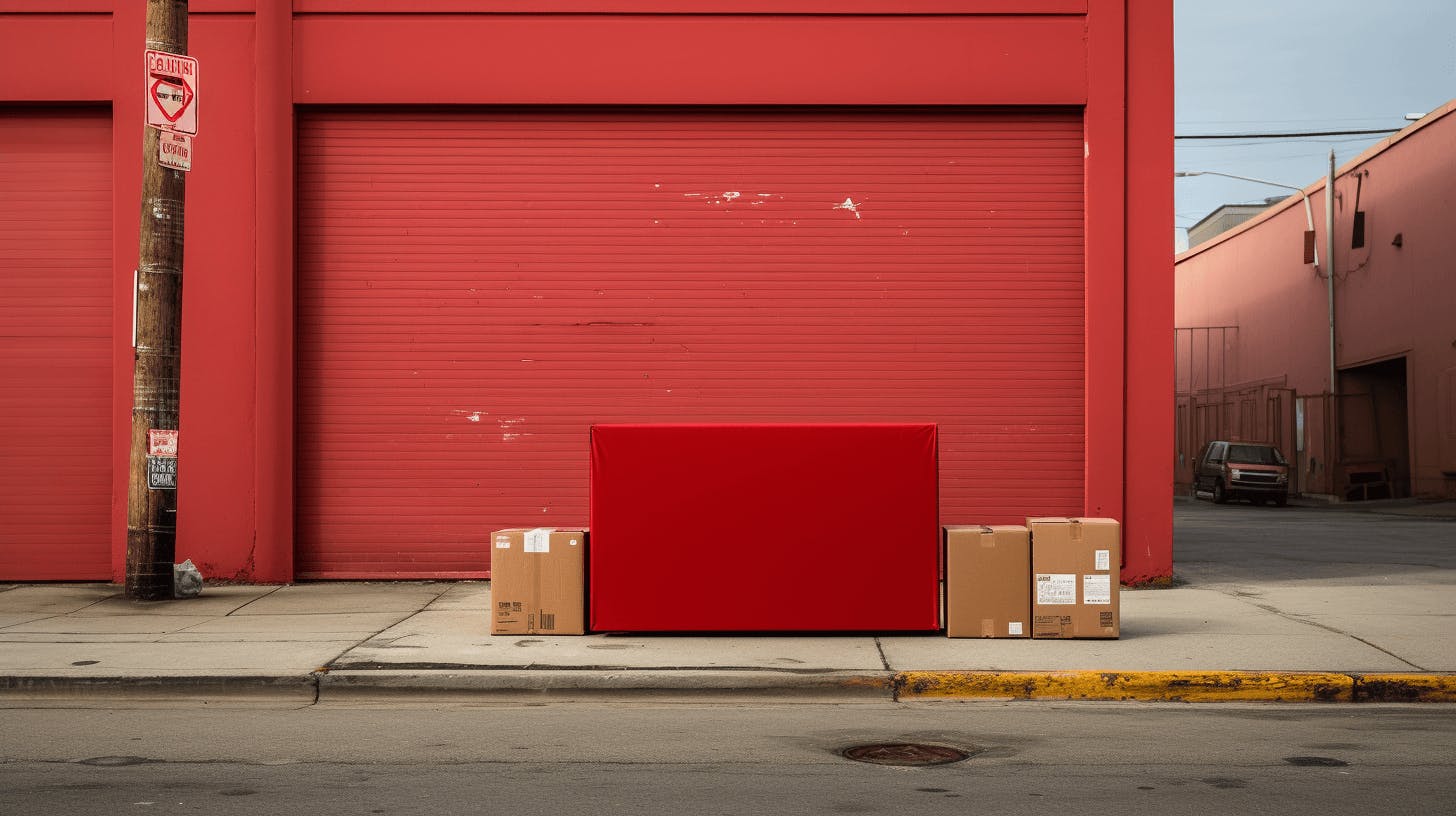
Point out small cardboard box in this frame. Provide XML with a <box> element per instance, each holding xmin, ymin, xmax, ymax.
<box><xmin>1027</xmin><ymin>517</ymin><xmax>1120</xmax><ymax>639</ymax></box>
<box><xmin>490</xmin><ymin>528</ymin><xmax>587</xmax><ymax>635</ymax></box>
<box><xmin>944</xmin><ymin>525</ymin><xmax>1031</xmax><ymax>638</ymax></box>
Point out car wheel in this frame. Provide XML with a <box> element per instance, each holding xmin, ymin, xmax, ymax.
<box><xmin>1212</xmin><ymin>481</ymin><xmax>1228</xmax><ymax>504</ymax></box>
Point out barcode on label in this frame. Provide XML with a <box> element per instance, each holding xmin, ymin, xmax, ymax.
<box><xmin>539</xmin><ymin>613</ymin><xmax>556</xmax><ymax>631</ymax></box>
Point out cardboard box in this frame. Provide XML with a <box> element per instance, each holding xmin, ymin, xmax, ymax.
<box><xmin>490</xmin><ymin>528</ymin><xmax>587</xmax><ymax>635</ymax></box>
<box><xmin>1027</xmin><ymin>517</ymin><xmax>1120</xmax><ymax>639</ymax></box>
<box><xmin>944</xmin><ymin>525</ymin><xmax>1030</xmax><ymax>638</ymax></box>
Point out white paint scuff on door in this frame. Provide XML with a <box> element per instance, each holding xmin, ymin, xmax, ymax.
<box><xmin>833</xmin><ymin>197</ymin><xmax>863</xmax><ymax>219</ymax></box>
<box><xmin>682</xmin><ymin>191</ymin><xmax>757</xmax><ymax>205</ymax></box>
<box><xmin>498</xmin><ymin>416</ymin><xmax>530</xmax><ymax>443</ymax></box>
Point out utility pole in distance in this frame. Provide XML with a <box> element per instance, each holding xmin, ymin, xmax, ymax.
<box><xmin>126</xmin><ymin>0</ymin><xmax>190</xmax><ymax>600</ymax></box>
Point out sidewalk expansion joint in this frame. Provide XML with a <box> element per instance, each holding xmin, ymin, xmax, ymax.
<box><xmin>317</xmin><ymin>604</ymin><xmax>440</xmax><ymax>675</ymax></box>
<box><xmin>225</xmin><ymin>585</ymin><xmax>284</xmax><ymax>616</ymax></box>
<box><xmin>873</xmin><ymin>637</ymin><xmax>891</xmax><ymax>672</ymax></box>
<box><xmin>1228</xmin><ymin>591</ymin><xmax>1427</xmax><ymax>671</ymax></box>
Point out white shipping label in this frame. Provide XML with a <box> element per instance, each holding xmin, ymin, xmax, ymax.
<box><xmin>1036</xmin><ymin>574</ymin><xmax>1077</xmax><ymax>605</ymax></box>
<box><xmin>524</xmin><ymin>528</ymin><xmax>555</xmax><ymax>553</ymax></box>
<box><xmin>1008</xmin><ymin>622</ymin><xmax>1024</xmax><ymax>636</ymax></box>
<box><xmin>1095</xmin><ymin>549</ymin><xmax>1111</xmax><ymax>571</ymax></box>
<box><xmin>1083</xmin><ymin>574</ymin><xmax>1112</xmax><ymax>605</ymax></box>
<box><xmin>494</xmin><ymin>536</ymin><xmax>511</xmax><ymax>550</ymax></box>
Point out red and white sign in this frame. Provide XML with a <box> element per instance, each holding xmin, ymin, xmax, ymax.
<box><xmin>145</xmin><ymin>50</ymin><xmax>198</xmax><ymax>135</ymax></box>
<box><xmin>148</xmin><ymin>429</ymin><xmax>179</xmax><ymax>458</ymax></box>
<box><xmin>159</xmin><ymin>132</ymin><xmax>193</xmax><ymax>171</ymax></box>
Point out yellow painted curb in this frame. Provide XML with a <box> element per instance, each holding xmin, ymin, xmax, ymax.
<box><xmin>895</xmin><ymin>671</ymin><xmax>1355</xmax><ymax>702</ymax></box>
<box><xmin>1355</xmin><ymin>674</ymin><xmax>1456</xmax><ymax>703</ymax></box>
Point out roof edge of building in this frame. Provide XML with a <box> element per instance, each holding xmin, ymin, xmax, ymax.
<box><xmin>1176</xmin><ymin>97</ymin><xmax>1456</xmax><ymax>266</ymax></box>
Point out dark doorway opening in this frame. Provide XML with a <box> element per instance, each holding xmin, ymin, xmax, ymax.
<box><xmin>1339</xmin><ymin>357</ymin><xmax>1411</xmax><ymax>500</ymax></box>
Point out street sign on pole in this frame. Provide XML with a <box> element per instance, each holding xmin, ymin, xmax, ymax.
<box><xmin>159</xmin><ymin>132</ymin><xmax>193</xmax><ymax>172</ymax></box>
<box><xmin>144</xmin><ymin>49</ymin><xmax>198</xmax><ymax>135</ymax></box>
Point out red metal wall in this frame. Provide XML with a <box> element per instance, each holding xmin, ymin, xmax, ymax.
<box><xmin>0</xmin><ymin>0</ymin><xmax>1173</xmax><ymax>583</ymax></box>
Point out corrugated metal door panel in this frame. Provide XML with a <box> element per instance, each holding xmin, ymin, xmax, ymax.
<box><xmin>0</xmin><ymin>110</ymin><xmax>112</xmax><ymax>580</ymax></box>
<box><xmin>296</xmin><ymin>109</ymin><xmax>1083</xmax><ymax>579</ymax></box>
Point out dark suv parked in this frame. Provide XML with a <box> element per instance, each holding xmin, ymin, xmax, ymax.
<box><xmin>1192</xmin><ymin>441</ymin><xmax>1290</xmax><ymax>506</ymax></box>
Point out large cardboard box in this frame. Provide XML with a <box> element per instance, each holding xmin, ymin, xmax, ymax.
<box><xmin>944</xmin><ymin>525</ymin><xmax>1030</xmax><ymax>638</ymax></box>
<box><xmin>490</xmin><ymin>528</ymin><xmax>587</xmax><ymax>635</ymax></box>
<box><xmin>1027</xmin><ymin>517</ymin><xmax>1120</xmax><ymax>639</ymax></box>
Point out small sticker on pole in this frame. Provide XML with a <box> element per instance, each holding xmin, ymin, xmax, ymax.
<box><xmin>145</xmin><ymin>50</ymin><xmax>199</xmax><ymax>135</ymax></box>
<box><xmin>159</xmin><ymin>132</ymin><xmax>192</xmax><ymax>172</ymax></box>
<box><xmin>147</xmin><ymin>456</ymin><xmax>178</xmax><ymax>490</ymax></box>
<box><xmin>148</xmin><ymin>429</ymin><xmax>178</xmax><ymax>458</ymax></box>
<box><xmin>146</xmin><ymin>429</ymin><xmax>178</xmax><ymax>490</ymax></box>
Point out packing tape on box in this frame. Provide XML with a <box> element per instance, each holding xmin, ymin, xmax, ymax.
<box><xmin>524</xmin><ymin>527</ymin><xmax>555</xmax><ymax>553</ymax></box>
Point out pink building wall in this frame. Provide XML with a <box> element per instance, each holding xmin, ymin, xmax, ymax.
<box><xmin>1176</xmin><ymin>100</ymin><xmax>1456</xmax><ymax>499</ymax></box>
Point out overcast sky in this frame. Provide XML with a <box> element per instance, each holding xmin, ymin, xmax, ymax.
<box><xmin>1174</xmin><ymin>0</ymin><xmax>1456</xmax><ymax>249</ymax></box>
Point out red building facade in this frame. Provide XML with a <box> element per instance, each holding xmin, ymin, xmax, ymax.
<box><xmin>1175</xmin><ymin>101</ymin><xmax>1456</xmax><ymax>501</ymax></box>
<box><xmin>1</xmin><ymin>1</ymin><xmax>1173</xmax><ymax>584</ymax></box>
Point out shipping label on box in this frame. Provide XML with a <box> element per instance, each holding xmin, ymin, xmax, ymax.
<box><xmin>1027</xmin><ymin>517</ymin><xmax>1121</xmax><ymax>639</ymax></box>
<box><xmin>944</xmin><ymin>525</ymin><xmax>1030</xmax><ymax>638</ymax></box>
<box><xmin>490</xmin><ymin>528</ymin><xmax>588</xmax><ymax>636</ymax></box>
<box><xmin>1035</xmin><ymin>573</ymin><xmax>1076</xmax><ymax>605</ymax></box>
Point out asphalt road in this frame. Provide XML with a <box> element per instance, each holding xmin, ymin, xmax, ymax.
<box><xmin>1173</xmin><ymin>498</ymin><xmax>1456</xmax><ymax>584</ymax></box>
<box><xmin>3</xmin><ymin>702</ymin><xmax>1455</xmax><ymax>815</ymax></box>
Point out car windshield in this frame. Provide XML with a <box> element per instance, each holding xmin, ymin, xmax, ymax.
<box><xmin>1228</xmin><ymin>444</ymin><xmax>1286</xmax><ymax>465</ymax></box>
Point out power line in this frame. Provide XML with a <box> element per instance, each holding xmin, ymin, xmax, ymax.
<box><xmin>1176</xmin><ymin>127</ymin><xmax>1401</xmax><ymax>140</ymax></box>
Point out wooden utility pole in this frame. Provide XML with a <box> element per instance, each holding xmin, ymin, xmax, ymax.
<box><xmin>126</xmin><ymin>0</ymin><xmax>189</xmax><ymax>600</ymax></box>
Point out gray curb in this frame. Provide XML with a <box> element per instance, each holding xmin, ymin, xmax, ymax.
<box><xmin>4</xmin><ymin>670</ymin><xmax>1453</xmax><ymax>705</ymax></box>
<box><xmin>318</xmin><ymin>669</ymin><xmax>895</xmax><ymax>702</ymax></box>
<box><xmin>0</xmin><ymin>674</ymin><xmax>317</xmax><ymax>704</ymax></box>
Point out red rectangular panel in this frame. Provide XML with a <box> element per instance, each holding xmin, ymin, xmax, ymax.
<box><xmin>0</xmin><ymin>14</ymin><xmax>112</xmax><ymax>102</ymax></box>
<box><xmin>589</xmin><ymin>423</ymin><xmax>939</xmax><ymax>632</ymax></box>
<box><xmin>293</xmin><ymin>15</ymin><xmax>1088</xmax><ymax>105</ymax></box>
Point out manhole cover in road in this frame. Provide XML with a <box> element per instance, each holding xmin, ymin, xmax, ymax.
<box><xmin>842</xmin><ymin>743</ymin><xmax>972</xmax><ymax>766</ymax></box>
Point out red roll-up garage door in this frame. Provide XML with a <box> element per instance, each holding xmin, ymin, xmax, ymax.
<box><xmin>0</xmin><ymin>110</ymin><xmax>113</xmax><ymax>580</ymax></box>
<box><xmin>296</xmin><ymin>109</ymin><xmax>1084</xmax><ymax>579</ymax></box>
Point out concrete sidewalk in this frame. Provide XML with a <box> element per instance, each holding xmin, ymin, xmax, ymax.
<box><xmin>2</xmin><ymin>576</ymin><xmax>1453</xmax><ymax>705</ymax></box>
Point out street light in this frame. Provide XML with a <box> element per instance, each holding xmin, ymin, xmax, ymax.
<box><xmin>1174</xmin><ymin>170</ymin><xmax>1319</xmax><ymax>268</ymax></box>
<box><xmin>1177</xmin><ymin>162</ymin><xmax>1339</xmax><ymax>406</ymax></box>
